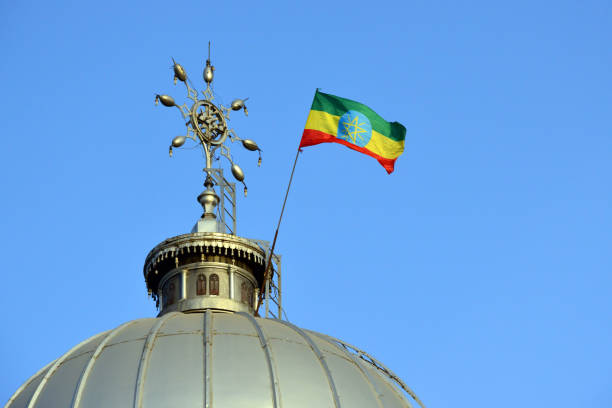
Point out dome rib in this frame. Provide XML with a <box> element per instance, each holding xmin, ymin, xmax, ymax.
<box><xmin>5</xmin><ymin>361</ymin><xmax>54</xmax><ymax>408</ymax></box>
<box><xmin>133</xmin><ymin>312</ymin><xmax>179</xmax><ymax>408</ymax></box>
<box><xmin>274</xmin><ymin>319</ymin><xmax>342</xmax><ymax>408</ymax></box>
<box><xmin>25</xmin><ymin>331</ymin><xmax>108</xmax><ymax>408</ymax></box>
<box><xmin>311</xmin><ymin>332</ymin><xmax>425</xmax><ymax>408</ymax></box>
<box><xmin>236</xmin><ymin>312</ymin><xmax>280</xmax><ymax>408</ymax></box>
<box><xmin>314</xmin><ymin>332</ymin><xmax>412</xmax><ymax>407</ymax></box>
<box><xmin>203</xmin><ymin>310</ymin><xmax>212</xmax><ymax>408</ymax></box>
<box><xmin>307</xmin><ymin>331</ymin><xmax>386</xmax><ymax>408</ymax></box>
<box><xmin>71</xmin><ymin>321</ymin><xmax>139</xmax><ymax>408</ymax></box>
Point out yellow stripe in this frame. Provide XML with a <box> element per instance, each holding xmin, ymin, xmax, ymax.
<box><xmin>305</xmin><ymin>110</ymin><xmax>340</xmax><ymax>134</ymax></box>
<box><xmin>365</xmin><ymin>130</ymin><xmax>405</xmax><ymax>159</ymax></box>
<box><xmin>305</xmin><ymin>109</ymin><xmax>404</xmax><ymax>159</ymax></box>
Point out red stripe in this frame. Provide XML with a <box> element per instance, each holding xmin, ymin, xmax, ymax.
<box><xmin>300</xmin><ymin>129</ymin><xmax>396</xmax><ymax>174</ymax></box>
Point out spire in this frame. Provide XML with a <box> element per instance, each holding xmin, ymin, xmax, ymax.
<box><xmin>193</xmin><ymin>174</ymin><xmax>222</xmax><ymax>233</ymax></box>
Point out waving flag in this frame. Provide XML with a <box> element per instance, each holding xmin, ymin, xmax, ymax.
<box><xmin>300</xmin><ymin>90</ymin><xmax>406</xmax><ymax>173</ymax></box>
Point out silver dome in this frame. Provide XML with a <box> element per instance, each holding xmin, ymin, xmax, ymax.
<box><xmin>6</xmin><ymin>311</ymin><xmax>421</xmax><ymax>408</ymax></box>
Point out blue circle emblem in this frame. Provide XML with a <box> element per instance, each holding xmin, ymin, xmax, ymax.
<box><xmin>337</xmin><ymin>110</ymin><xmax>372</xmax><ymax>147</ymax></box>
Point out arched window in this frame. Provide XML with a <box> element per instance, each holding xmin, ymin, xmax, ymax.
<box><xmin>209</xmin><ymin>274</ymin><xmax>219</xmax><ymax>296</ymax></box>
<box><xmin>197</xmin><ymin>274</ymin><xmax>206</xmax><ymax>295</ymax></box>
<box><xmin>241</xmin><ymin>281</ymin><xmax>249</xmax><ymax>305</ymax></box>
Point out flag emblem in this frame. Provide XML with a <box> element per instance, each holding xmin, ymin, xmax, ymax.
<box><xmin>337</xmin><ymin>110</ymin><xmax>372</xmax><ymax>147</ymax></box>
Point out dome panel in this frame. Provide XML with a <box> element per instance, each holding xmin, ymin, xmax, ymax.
<box><xmin>212</xmin><ymin>311</ymin><xmax>255</xmax><ymax>336</ymax></box>
<box><xmin>211</xmin><ymin>314</ymin><xmax>275</xmax><ymax>407</ymax></box>
<box><xmin>142</xmin><ymin>315</ymin><xmax>205</xmax><ymax>407</ymax></box>
<box><xmin>307</xmin><ymin>330</ymin><xmax>421</xmax><ymax>408</ymax></box>
<box><xmin>6</xmin><ymin>365</ymin><xmax>50</xmax><ymax>408</ymax></box>
<box><xmin>362</xmin><ymin>364</ymin><xmax>409</xmax><ymax>408</ymax></box>
<box><xmin>78</xmin><ymin>332</ymin><xmax>147</xmax><ymax>406</ymax></box>
<box><xmin>35</xmin><ymin>353</ymin><xmax>90</xmax><ymax>408</ymax></box>
<box><xmin>267</xmin><ymin>333</ymin><xmax>335</xmax><ymax>407</ymax></box>
<box><xmin>106</xmin><ymin>318</ymin><xmax>155</xmax><ymax>344</ymax></box>
<box><xmin>259</xmin><ymin>318</ymin><xmax>308</xmax><ymax>344</ymax></box>
<box><xmin>308</xmin><ymin>336</ymin><xmax>383</xmax><ymax>408</ymax></box>
<box><xmin>22</xmin><ymin>331</ymin><xmax>108</xmax><ymax>408</ymax></box>
<box><xmin>157</xmin><ymin>311</ymin><xmax>202</xmax><ymax>335</ymax></box>
<box><xmin>326</xmin><ymin>353</ymin><xmax>384</xmax><ymax>407</ymax></box>
<box><xmin>309</xmin><ymin>335</ymin><xmax>388</xmax><ymax>407</ymax></box>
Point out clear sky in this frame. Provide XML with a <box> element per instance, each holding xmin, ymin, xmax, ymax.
<box><xmin>1</xmin><ymin>1</ymin><xmax>610</xmax><ymax>406</ymax></box>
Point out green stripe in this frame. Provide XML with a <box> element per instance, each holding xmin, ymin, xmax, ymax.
<box><xmin>310</xmin><ymin>90</ymin><xmax>406</xmax><ymax>142</ymax></box>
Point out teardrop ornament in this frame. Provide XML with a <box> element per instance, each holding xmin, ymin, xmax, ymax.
<box><xmin>231</xmin><ymin>164</ymin><xmax>245</xmax><ymax>182</ymax></box>
<box><xmin>242</xmin><ymin>139</ymin><xmax>259</xmax><ymax>151</ymax></box>
<box><xmin>157</xmin><ymin>94</ymin><xmax>175</xmax><ymax>107</ymax></box>
<box><xmin>173</xmin><ymin>59</ymin><xmax>187</xmax><ymax>82</ymax></box>
<box><xmin>172</xmin><ymin>136</ymin><xmax>186</xmax><ymax>147</ymax></box>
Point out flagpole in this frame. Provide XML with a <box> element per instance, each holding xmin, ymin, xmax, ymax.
<box><xmin>256</xmin><ymin>146</ymin><xmax>301</xmax><ymax>315</ymax></box>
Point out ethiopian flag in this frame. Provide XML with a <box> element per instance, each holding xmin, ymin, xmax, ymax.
<box><xmin>300</xmin><ymin>90</ymin><xmax>406</xmax><ymax>174</ymax></box>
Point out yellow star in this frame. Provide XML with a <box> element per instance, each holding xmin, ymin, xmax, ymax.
<box><xmin>341</xmin><ymin>115</ymin><xmax>368</xmax><ymax>145</ymax></box>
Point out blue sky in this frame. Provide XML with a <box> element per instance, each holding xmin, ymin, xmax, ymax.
<box><xmin>1</xmin><ymin>1</ymin><xmax>611</xmax><ymax>406</ymax></box>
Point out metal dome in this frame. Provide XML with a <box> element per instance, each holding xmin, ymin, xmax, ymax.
<box><xmin>6</xmin><ymin>311</ymin><xmax>422</xmax><ymax>408</ymax></box>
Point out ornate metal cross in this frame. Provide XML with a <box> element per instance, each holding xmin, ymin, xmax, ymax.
<box><xmin>154</xmin><ymin>43</ymin><xmax>261</xmax><ymax>197</ymax></box>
